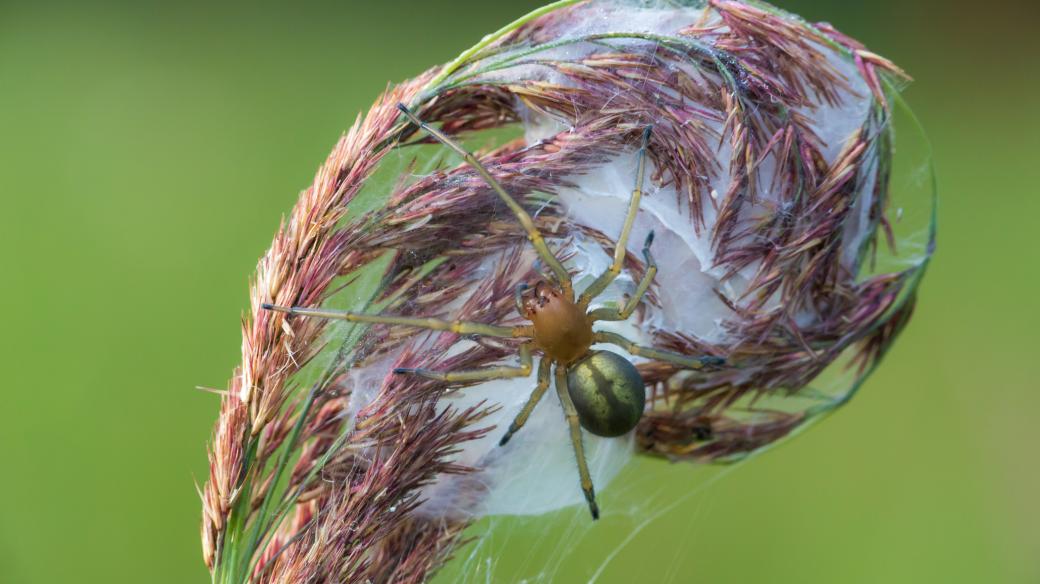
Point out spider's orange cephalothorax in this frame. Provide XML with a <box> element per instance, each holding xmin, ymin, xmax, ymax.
<box><xmin>521</xmin><ymin>282</ymin><xmax>593</xmax><ymax>364</ymax></box>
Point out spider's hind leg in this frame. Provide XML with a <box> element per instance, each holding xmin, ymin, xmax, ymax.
<box><xmin>555</xmin><ymin>366</ymin><xmax>600</xmax><ymax>520</ymax></box>
<box><xmin>593</xmin><ymin>331</ymin><xmax>725</xmax><ymax>370</ymax></box>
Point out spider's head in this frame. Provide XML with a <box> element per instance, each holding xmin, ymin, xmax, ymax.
<box><xmin>520</xmin><ymin>281</ymin><xmax>593</xmax><ymax>364</ymax></box>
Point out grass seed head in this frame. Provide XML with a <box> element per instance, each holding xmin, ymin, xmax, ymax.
<box><xmin>201</xmin><ymin>1</ymin><xmax>931</xmax><ymax>580</ymax></box>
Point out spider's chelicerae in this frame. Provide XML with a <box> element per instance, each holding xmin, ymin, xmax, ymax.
<box><xmin>263</xmin><ymin>104</ymin><xmax>724</xmax><ymax>519</ymax></box>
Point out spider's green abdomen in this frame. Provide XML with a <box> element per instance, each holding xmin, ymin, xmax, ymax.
<box><xmin>566</xmin><ymin>350</ymin><xmax>646</xmax><ymax>437</ymax></box>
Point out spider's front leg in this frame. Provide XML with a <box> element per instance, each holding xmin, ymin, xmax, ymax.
<box><xmin>578</xmin><ymin>125</ymin><xmax>653</xmax><ymax>308</ymax></box>
<box><xmin>395</xmin><ymin>343</ymin><xmax>535</xmax><ymax>382</ymax></box>
<box><xmin>593</xmin><ymin>331</ymin><xmax>725</xmax><ymax>370</ymax></box>
<box><xmin>397</xmin><ymin>103</ymin><xmax>573</xmax><ymax>299</ymax></box>
<box><xmin>261</xmin><ymin>304</ymin><xmax>530</xmax><ymax>339</ymax></box>
<box><xmin>262</xmin><ymin>303</ymin><xmax>537</xmax><ymax>381</ymax></box>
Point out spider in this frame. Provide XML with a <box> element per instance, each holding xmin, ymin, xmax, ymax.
<box><xmin>263</xmin><ymin>104</ymin><xmax>724</xmax><ymax>519</ymax></box>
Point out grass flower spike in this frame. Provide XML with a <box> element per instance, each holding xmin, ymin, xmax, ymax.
<box><xmin>200</xmin><ymin>1</ymin><xmax>934</xmax><ymax>581</ymax></box>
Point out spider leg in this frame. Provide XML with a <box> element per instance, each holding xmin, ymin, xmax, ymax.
<box><xmin>578</xmin><ymin>125</ymin><xmax>653</xmax><ymax>308</ymax></box>
<box><xmin>499</xmin><ymin>357</ymin><xmax>552</xmax><ymax>446</ymax></box>
<box><xmin>593</xmin><ymin>331</ymin><xmax>725</xmax><ymax>370</ymax></box>
<box><xmin>555</xmin><ymin>366</ymin><xmax>600</xmax><ymax>520</ymax></box>
<box><xmin>397</xmin><ymin>103</ymin><xmax>573</xmax><ymax>299</ymax></box>
<box><xmin>588</xmin><ymin>231</ymin><xmax>656</xmax><ymax>322</ymax></box>
<box><xmin>395</xmin><ymin>342</ymin><xmax>534</xmax><ymax>382</ymax></box>
<box><xmin>262</xmin><ymin>304</ymin><xmax>532</xmax><ymax>339</ymax></box>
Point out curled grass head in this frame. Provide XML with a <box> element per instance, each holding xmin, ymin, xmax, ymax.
<box><xmin>200</xmin><ymin>1</ymin><xmax>932</xmax><ymax>581</ymax></box>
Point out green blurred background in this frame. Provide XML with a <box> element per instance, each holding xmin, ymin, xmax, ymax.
<box><xmin>1</xmin><ymin>0</ymin><xmax>1036</xmax><ymax>582</ymax></box>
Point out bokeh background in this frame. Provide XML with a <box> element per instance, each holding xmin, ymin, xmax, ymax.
<box><xmin>1</xmin><ymin>0</ymin><xmax>1036</xmax><ymax>582</ymax></box>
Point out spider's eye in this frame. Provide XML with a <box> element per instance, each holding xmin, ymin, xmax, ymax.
<box><xmin>566</xmin><ymin>351</ymin><xmax>645</xmax><ymax>437</ymax></box>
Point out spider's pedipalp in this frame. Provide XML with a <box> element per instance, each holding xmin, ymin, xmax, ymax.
<box><xmin>588</xmin><ymin>230</ymin><xmax>657</xmax><ymax>323</ymax></box>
